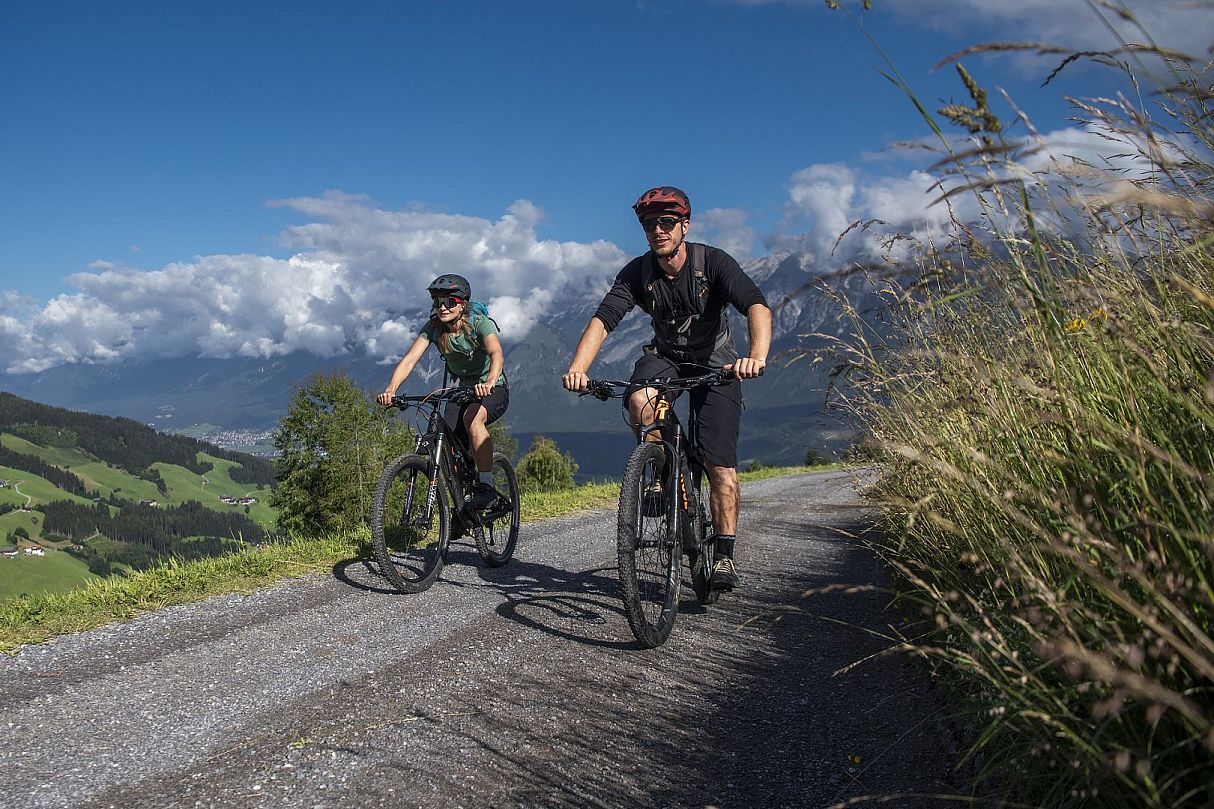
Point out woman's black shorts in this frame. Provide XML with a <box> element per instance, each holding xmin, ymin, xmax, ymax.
<box><xmin>626</xmin><ymin>354</ymin><xmax>741</xmax><ymax>469</ymax></box>
<box><xmin>443</xmin><ymin>385</ymin><xmax>509</xmax><ymax>449</ymax></box>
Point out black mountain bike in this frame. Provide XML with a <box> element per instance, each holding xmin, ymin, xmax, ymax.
<box><xmin>372</xmin><ymin>386</ymin><xmax>520</xmax><ymax>593</ymax></box>
<box><xmin>580</xmin><ymin>369</ymin><xmax>736</xmax><ymax>648</ymax></box>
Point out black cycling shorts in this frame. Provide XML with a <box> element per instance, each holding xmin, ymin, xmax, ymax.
<box><xmin>444</xmin><ymin>385</ymin><xmax>509</xmax><ymax>450</ymax></box>
<box><xmin>626</xmin><ymin>354</ymin><xmax>742</xmax><ymax>469</ymax></box>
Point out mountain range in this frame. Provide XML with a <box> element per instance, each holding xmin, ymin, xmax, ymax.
<box><xmin>0</xmin><ymin>251</ymin><xmax>878</xmax><ymax>475</ymax></box>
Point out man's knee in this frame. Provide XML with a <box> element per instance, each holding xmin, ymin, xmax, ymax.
<box><xmin>627</xmin><ymin>391</ymin><xmax>652</xmax><ymax>423</ymax></box>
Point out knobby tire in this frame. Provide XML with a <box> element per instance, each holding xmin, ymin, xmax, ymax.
<box><xmin>617</xmin><ymin>442</ymin><xmax>681</xmax><ymax>648</ymax></box>
<box><xmin>371</xmin><ymin>453</ymin><xmax>448</xmax><ymax>593</ymax></box>
<box><xmin>688</xmin><ymin>475</ymin><xmax>718</xmax><ymax>606</ymax></box>
<box><xmin>473</xmin><ymin>451</ymin><xmax>520</xmax><ymax>567</ymax></box>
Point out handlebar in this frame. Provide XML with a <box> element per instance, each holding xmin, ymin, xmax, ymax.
<box><xmin>578</xmin><ymin>367</ymin><xmax>754</xmax><ymax>401</ymax></box>
<box><xmin>387</xmin><ymin>386</ymin><xmax>477</xmax><ymax>409</ymax></box>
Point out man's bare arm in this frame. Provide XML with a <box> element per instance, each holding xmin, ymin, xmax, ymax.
<box><xmin>729</xmin><ymin>303</ymin><xmax>771</xmax><ymax>378</ymax></box>
<box><xmin>562</xmin><ymin>317</ymin><xmax>610</xmax><ymax>391</ymax></box>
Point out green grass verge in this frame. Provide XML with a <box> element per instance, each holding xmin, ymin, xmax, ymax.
<box><xmin>0</xmin><ymin>465</ymin><xmax>827</xmax><ymax>652</ymax></box>
<box><xmin>0</xmin><ymin>534</ymin><xmax>356</xmax><ymax>651</ymax></box>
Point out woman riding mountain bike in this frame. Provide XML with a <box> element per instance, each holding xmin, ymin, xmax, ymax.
<box><xmin>377</xmin><ymin>274</ymin><xmax>509</xmax><ymax>511</ymax></box>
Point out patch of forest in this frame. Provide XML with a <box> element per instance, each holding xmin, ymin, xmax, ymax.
<box><xmin>41</xmin><ymin>499</ymin><xmax>268</xmax><ymax>575</ymax></box>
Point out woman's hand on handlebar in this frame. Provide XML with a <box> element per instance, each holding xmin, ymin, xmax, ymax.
<box><xmin>725</xmin><ymin>358</ymin><xmax>766</xmax><ymax>379</ymax></box>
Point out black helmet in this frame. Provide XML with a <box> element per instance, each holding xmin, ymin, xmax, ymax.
<box><xmin>427</xmin><ymin>274</ymin><xmax>471</xmax><ymax>300</ymax></box>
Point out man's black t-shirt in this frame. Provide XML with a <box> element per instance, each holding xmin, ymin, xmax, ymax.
<box><xmin>592</xmin><ymin>242</ymin><xmax>767</xmax><ymax>366</ymax></box>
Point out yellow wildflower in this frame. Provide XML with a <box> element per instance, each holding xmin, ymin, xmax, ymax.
<box><xmin>1065</xmin><ymin>317</ymin><xmax>1087</xmax><ymax>334</ymax></box>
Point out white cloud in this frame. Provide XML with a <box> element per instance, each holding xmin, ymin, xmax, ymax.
<box><xmin>770</xmin><ymin>122</ymin><xmax>1184</xmax><ymax>270</ymax></box>
<box><xmin>0</xmin><ymin>195</ymin><xmax>628</xmax><ymax>374</ymax></box>
<box><xmin>695</xmin><ymin>207</ymin><xmax>758</xmax><ymax>260</ymax></box>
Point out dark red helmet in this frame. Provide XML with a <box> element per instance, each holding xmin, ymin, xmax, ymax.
<box><xmin>632</xmin><ymin>186</ymin><xmax>690</xmax><ymax>221</ymax></box>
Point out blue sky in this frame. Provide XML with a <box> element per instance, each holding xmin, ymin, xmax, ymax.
<box><xmin>1</xmin><ymin>0</ymin><xmax>1206</xmax><ymax>372</ymax></box>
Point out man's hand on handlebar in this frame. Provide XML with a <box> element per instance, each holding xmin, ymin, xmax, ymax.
<box><xmin>473</xmin><ymin>381</ymin><xmax>494</xmax><ymax>398</ymax></box>
<box><xmin>562</xmin><ymin>370</ymin><xmax>590</xmax><ymax>393</ymax></box>
<box><xmin>376</xmin><ymin>390</ymin><xmax>395</xmax><ymax>406</ymax></box>
<box><xmin>725</xmin><ymin>358</ymin><xmax>767</xmax><ymax>379</ymax></box>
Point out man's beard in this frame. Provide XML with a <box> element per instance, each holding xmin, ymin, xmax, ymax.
<box><xmin>651</xmin><ymin>234</ymin><xmax>683</xmax><ymax>259</ymax></box>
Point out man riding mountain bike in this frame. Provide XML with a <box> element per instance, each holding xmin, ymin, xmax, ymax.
<box><xmin>562</xmin><ymin>186</ymin><xmax>771</xmax><ymax>592</ymax></box>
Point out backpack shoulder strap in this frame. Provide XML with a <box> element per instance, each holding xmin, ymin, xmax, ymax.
<box><xmin>689</xmin><ymin>242</ymin><xmax>709</xmax><ymax>307</ymax></box>
<box><xmin>639</xmin><ymin>252</ymin><xmax>659</xmax><ymax>312</ymax></box>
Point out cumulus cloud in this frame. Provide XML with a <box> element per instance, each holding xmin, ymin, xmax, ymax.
<box><xmin>695</xmin><ymin>207</ymin><xmax>758</xmax><ymax>260</ymax></box>
<box><xmin>771</xmin><ymin>122</ymin><xmax>1183</xmax><ymax>270</ymax></box>
<box><xmin>0</xmin><ymin>195</ymin><xmax>627</xmax><ymax>374</ymax></box>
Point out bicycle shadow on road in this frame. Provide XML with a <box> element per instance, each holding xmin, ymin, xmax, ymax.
<box><xmin>464</xmin><ymin>553</ymin><xmax>639</xmax><ymax>651</ymax></box>
<box><xmin>329</xmin><ymin>544</ymin><xmax>634</xmax><ymax>650</ymax></box>
<box><xmin>330</xmin><ymin>557</ymin><xmax>402</xmax><ymax>595</ymax></box>
<box><xmin>328</xmin><ymin>539</ymin><xmax>519</xmax><ymax>596</ymax></box>
<box><xmin>329</xmin><ymin>538</ymin><xmax>713</xmax><ymax>650</ymax></box>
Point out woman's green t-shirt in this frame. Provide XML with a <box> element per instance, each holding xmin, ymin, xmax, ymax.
<box><xmin>420</xmin><ymin>314</ymin><xmax>507</xmax><ymax>388</ymax></box>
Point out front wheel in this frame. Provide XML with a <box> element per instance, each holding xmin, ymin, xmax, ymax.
<box><xmin>688</xmin><ymin>474</ymin><xmax>719</xmax><ymax>605</ymax></box>
<box><xmin>617</xmin><ymin>442</ymin><xmax>681</xmax><ymax>648</ymax></box>
<box><xmin>372</xmin><ymin>454</ymin><xmax>448</xmax><ymax>593</ymax></box>
<box><xmin>474</xmin><ymin>451</ymin><xmax>520</xmax><ymax>567</ymax></box>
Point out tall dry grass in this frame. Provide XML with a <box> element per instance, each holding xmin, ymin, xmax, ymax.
<box><xmin>829</xmin><ymin>10</ymin><xmax>1214</xmax><ymax>807</ymax></box>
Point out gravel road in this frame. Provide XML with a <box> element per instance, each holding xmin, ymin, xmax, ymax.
<box><xmin>0</xmin><ymin>470</ymin><xmax>970</xmax><ymax>808</ymax></box>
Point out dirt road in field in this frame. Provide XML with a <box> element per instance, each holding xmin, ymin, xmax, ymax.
<box><xmin>0</xmin><ymin>470</ymin><xmax>969</xmax><ymax>808</ymax></box>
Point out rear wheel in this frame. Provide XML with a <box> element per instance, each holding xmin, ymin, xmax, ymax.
<box><xmin>474</xmin><ymin>452</ymin><xmax>519</xmax><ymax>567</ymax></box>
<box><xmin>371</xmin><ymin>454</ymin><xmax>448</xmax><ymax>593</ymax></box>
<box><xmin>617</xmin><ymin>442</ymin><xmax>681</xmax><ymax>648</ymax></box>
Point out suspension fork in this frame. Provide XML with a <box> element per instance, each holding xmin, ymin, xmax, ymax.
<box><xmin>411</xmin><ymin>409</ymin><xmax>448</xmax><ymax>524</ymax></box>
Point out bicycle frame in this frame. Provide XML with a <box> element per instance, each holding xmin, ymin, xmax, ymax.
<box><xmin>585</xmin><ymin>370</ymin><xmax>734</xmax><ymax>555</ymax></box>
<box><xmin>396</xmin><ymin>388</ymin><xmax>480</xmax><ymax>531</ymax></box>
<box><xmin>636</xmin><ymin>392</ymin><xmax>707</xmax><ymax>548</ymax></box>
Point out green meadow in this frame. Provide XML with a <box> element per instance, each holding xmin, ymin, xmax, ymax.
<box><xmin>151</xmin><ymin>453</ymin><xmax>275</xmax><ymax>526</ymax></box>
<box><xmin>0</xmin><ymin>464</ymin><xmax>96</xmax><ymax>511</ymax></box>
<box><xmin>0</xmin><ymin>504</ymin><xmax>52</xmax><ymax>543</ymax></box>
<box><xmin>0</xmin><ymin>549</ymin><xmax>99</xmax><ymax>601</ymax></box>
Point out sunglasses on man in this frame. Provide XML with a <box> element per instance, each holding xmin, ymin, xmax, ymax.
<box><xmin>432</xmin><ymin>296</ymin><xmax>465</xmax><ymax>310</ymax></box>
<box><xmin>641</xmin><ymin>216</ymin><xmax>684</xmax><ymax>234</ymax></box>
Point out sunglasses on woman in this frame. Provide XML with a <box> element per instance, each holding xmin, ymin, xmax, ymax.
<box><xmin>432</xmin><ymin>296</ymin><xmax>465</xmax><ymax>310</ymax></box>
